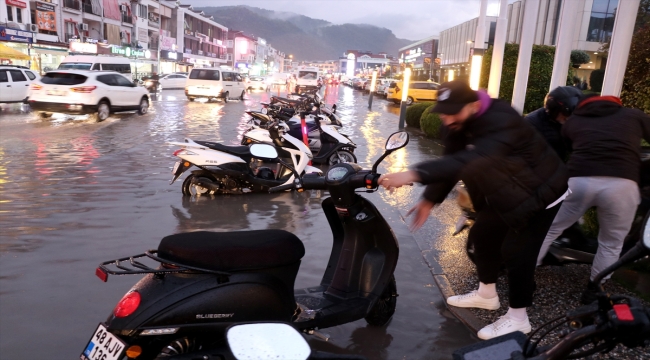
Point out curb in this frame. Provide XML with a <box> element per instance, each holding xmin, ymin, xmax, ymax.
<box><xmin>395</xmin><ymin>211</ymin><xmax>486</xmax><ymax>334</ymax></box>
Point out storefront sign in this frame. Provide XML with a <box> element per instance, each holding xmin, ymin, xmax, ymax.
<box><xmin>69</xmin><ymin>41</ymin><xmax>98</xmax><ymax>54</ymax></box>
<box><xmin>137</xmin><ymin>28</ymin><xmax>148</xmax><ymax>43</ymax></box>
<box><xmin>160</xmin><ymin>50</ymin><xmax>181</xmax><ymax>61</ymax></box>
<box><xmin>35</xmin><ymin>2</ymin><xmax>57</xmax><ymax>32</ymax></box>
<box><xmin>7</xmin><ymin>0</ymin><xmax>27</xmax><ymax>8</ymax></box>
<box><xmin>160</xmin><ymin>36</ymin><xmax>176</xmax><ymax>51</ymax></box>
<box><xmin>0</xmin><ymin>26</ymin><xmax>34</xmax><ymax>43</ymax></box>
<box><xmin>109</xmin><ymin>45</ymin><xmax>151</xmax><ymax>59</ymax></box>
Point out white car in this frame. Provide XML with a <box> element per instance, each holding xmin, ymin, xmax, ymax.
<box><xmin>0</xmin><ymin>65</ymin><xmax>40</xmax><ymax>103</ymax></box>
<box><xmin>158</xmin><ymin>73</ymin><xmax>188</xmax><ymax>90</ymax></box>
<box><xmin>247</xmin><ymin>76</ymin><xmax>267</xmax><ymax>91</ymax></box>
<box><xmin>376</xmin><ymin>79</ymin><xmax>396</xmax><ymax>96</ymax></box>
<box><xmin>28</xmin><ymin>70</ymin><xmax>150</xmax><ymax>122</ymax></box>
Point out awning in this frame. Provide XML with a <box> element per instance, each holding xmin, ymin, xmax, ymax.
<box><xmin>0</xmin><ymin>43</ymin><xmax>30</xmax><ymax>60</ymax></box>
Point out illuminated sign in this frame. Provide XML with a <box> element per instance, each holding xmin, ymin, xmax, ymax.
<box><xmin>110</xmin><ymin>46</ymin><xmax>150</xmax><ymax>58</ymax></box>
<box><xmin>69</xmin><ymin>41</ymin><xmax>98</xmax><ymax>54</ymax></box>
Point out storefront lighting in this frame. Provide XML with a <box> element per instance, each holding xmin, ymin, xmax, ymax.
<box><xmin>469</xmin><ymin>54</ymin><xmax>483</xmax><ymax>90</ymax></box>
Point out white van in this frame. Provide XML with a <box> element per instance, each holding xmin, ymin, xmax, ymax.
<box><xmin>58</xmin><ymin>56</ymin><xmax>132</xmax><ymax>80</ymax></box>
<box><xmin>294</xmin><ymin>67</ymin><xmax>319</xmax><ymax>92</ymax></box>
<box><xmin>185</xmin><ymin>68</ymin><xmax>246</xmax><ymax>102</ymax></box>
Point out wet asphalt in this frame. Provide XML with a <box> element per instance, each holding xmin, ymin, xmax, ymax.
<box><xmin>0</xmin><ymin>85</ymin><xmax>477</xmax><ymax>359</ymax></box>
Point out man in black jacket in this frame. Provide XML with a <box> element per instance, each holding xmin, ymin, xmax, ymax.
<box><xmin>379</xmin><ymin>81</ymin><xmax>569</xmax><ymax>340</ymax></box>
<box><xmin>536</xmin><ymin>95</ymin><xmax>650</xmax><ymax>303</ymax></box>
<box><xmin>525</xmin><ymin>86</ymin><xmax>583</xmax><ymax>160</ymax></box>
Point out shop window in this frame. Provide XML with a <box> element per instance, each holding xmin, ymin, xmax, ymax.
<box><xmin>587</xmin><ymin>0</ymin><xmax>618</xmax><ymax>42</ymax></box>
<box><xmin>7</xmin><ymin>6</ymin><xmax>13</xmax><ymax>22</ymax></box>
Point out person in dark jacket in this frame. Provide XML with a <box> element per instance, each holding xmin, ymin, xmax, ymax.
<box><xmin>536</xmin><ymin>95</ymin><xmax>650</xmax><ymax>304</ymax></box>
<box><xmin>525</xmin><ymin>86</ymin><xmax>583</xmax><ymax>160</ymax></box>
<box><xmin>379</xmin><ymin>81</ymin><xmax>569</xmax><ymax>340</ymax></box>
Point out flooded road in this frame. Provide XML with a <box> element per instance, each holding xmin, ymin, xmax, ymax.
<box><xmin>0</xmin><ymin>86</ymin><xmax>476</xmax><ymax>359</ymax></box>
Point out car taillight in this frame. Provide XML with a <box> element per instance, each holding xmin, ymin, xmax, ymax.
<box><xmin>30</xmin><ymin>84</ymin><xmax>43</xmax><ymax>91</ymax></box>
<box><xmin>70</xmin><ymin>86</ymin><xmax>97</xmax><ymax>93</ymax></box>
<box><xmin>113</xmin><ymin>291</ymin><xmax>141</xmax><ymax>318</ymax></box>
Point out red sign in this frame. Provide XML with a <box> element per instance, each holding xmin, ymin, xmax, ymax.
<box><xmin>7</xmin><ymin>0</ymin><xmax>27</xmax><ymax>8</ymax></box>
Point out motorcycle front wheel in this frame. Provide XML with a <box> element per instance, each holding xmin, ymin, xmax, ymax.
<box><xmin>365</xmin><ymin>275</ymin><xmax>397</xmax><ymax>326</ymax></box>
<box><xmin>328</xmin><ymin>150</ymin><xmax>357</xmax><ymax>165</ymax></box>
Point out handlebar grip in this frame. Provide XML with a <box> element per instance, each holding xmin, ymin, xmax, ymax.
<box><xmin>268</xmin><ymin>183</ymin><xmax>295</xmax><ymax>193</ymax></box>
<box><xmin>301</xmin><ymin>176</ymin><xmax>327</xmax><ymax>190</ymax></box>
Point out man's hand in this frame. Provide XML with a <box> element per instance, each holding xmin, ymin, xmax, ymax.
<box><xmin>406</xmin><ymin>199</ymin><xmax>435</xmax><ymax>232</ymax></box>
<box><xmin>378</xmin><ymin>171</ymin><xmax>420</xmax><ymax>192</ymax></box>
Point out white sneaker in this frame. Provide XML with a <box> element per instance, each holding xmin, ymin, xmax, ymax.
<box><xmin>477</xmin><ymin>315</ymin><xmax>532</xmax><ymax>340</ymax></box>
<box><xmin>446</xmin><ymin>290</ymin><xmax>500</xmax><ymax>310</ymax></box>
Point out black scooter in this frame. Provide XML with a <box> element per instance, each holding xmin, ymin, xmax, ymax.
<box><xmin>81</xmin><ymin>132</ymin><xmax>409</xmax><ymax>360</ymax></box>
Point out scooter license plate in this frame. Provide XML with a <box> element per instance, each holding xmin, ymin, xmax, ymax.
<box><xmin>80</xmin><ymin>324</ymin><xmax>126</xmax><ymax>360</ymax></box>
<box><xmin>172</xmin><ymin>161</ymin><xmax>181</xmax><ymax>174</ymax></box>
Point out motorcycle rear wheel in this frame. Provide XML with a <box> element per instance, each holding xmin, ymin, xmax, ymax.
<box><xmin>182</xmin><ymin>175</ymin><xmax>214</xmax><ymax>196</ymax></box>
<box><xmin>365</xmin><ymin>275</ymin><xmax>397</xmax><ymax>326</ymax></box>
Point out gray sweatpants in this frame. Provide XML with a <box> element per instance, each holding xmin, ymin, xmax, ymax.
<box><xmin>537</xmin><ymin>176</ymin><xmax>640</xmax><ymax>281</ymax></box>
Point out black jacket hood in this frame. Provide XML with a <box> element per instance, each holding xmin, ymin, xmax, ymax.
<box><xmin>573</xmin><ymin>96</ymin><xmax>622</xmax><ymax>117</ymax></box>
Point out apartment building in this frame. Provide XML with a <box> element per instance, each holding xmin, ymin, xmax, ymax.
<box><xmin>173</xmin><ymin>4</ymin><xmax>227</xmax><ymax>70</ymax></box>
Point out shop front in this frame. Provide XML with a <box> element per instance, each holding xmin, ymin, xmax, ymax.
<box><xmin>0</xmin><ymin>25</ymin><xmax>35</xmax><ymax>67</ymax></box>
<box><xmin>31</xmin><ymin>45</ymin><xmax>68</xmax><ymax>73</ymax></box>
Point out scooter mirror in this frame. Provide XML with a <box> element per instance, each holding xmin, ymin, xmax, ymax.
<box><xmin>226</xmin><ymin>323</ymin><xmax>310</xmax><ymax>360</ymax></box>
<box><xmin>250</xmin><ymin>144</ymin><xmax>279</xmax><ymax>160</ymax></box>
<box><xmin>385</xmin><ymin>131</ymin><xmax>409</xmax><ymax>151</ymax></box>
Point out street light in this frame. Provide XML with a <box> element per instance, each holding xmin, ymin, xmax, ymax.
<box><xmin>398</xmin><ymin>67</ymin><xmax>412</xmax><ymax>129</ymax></box>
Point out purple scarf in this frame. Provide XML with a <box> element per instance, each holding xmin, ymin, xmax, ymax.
<box><xmin>475</xmin><ymin>90</ymin><xmax>492</xmax><ymax>117</ymax></box>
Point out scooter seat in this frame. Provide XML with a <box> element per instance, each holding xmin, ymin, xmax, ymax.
<box><xmin>194</xmin><ymin>141</ymin><xmax>251</xmax><ymax>156</ymax></box>
<box><xmin>272</xmin><ymin>96</ymin><xmax>302</xmax><ymax>106</ymax></box>
<box><xmin>157</xmin><ymin>230</ymin><xmax>305</xmax><ymax>271</ymax></box>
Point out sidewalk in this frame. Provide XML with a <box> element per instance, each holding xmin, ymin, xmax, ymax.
<box><xmin>393</xmin><ymin>132</ymin><xmax>650</xmax><ymax>360</ymax></box>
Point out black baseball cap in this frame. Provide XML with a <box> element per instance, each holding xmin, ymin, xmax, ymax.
<box><xmin>430</xmin><ymin>81</ymin><xmax>479</xmax><ymax>115</ymax></box>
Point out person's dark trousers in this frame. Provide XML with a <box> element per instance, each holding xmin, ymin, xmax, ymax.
<box><xmin>468</xmin><ymin>204</ymin><xmax>561</xmax><ymax>308</ymax></box>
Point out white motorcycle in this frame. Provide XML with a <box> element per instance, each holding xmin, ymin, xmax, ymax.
<box><xmin>169</xmin><ymin>123</ymin><xmax>322</xmax><ymax>195</ymax></box>
<box><xmin>243</xmin><ymin>109</ymin><xmax>357</xmax><ymax>165</ymax></box>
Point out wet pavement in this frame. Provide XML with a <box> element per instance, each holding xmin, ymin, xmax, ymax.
<box><xmin>0</xmin><ymin>86</ymin><xmax>476</xmax><ymax>359</ymax></box>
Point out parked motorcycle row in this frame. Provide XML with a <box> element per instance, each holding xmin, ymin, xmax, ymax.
<box><xmin>80</xmin><ymin>89</ymin><xmax>649</xmax><ymax>359</ymax></box>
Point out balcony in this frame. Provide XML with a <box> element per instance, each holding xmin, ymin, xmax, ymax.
<box><xmin>82</xmin><ymin>2</ymin><xmax>101</xmax><ymax>16</ymax></box>
<box><xmin>65</xmin><ymin>33</ymin><xmax>78</xmax><ymax>42</ymax></box>
<box><xmin>63</xmin><ymin>0</ymin><xmax>81</xmax><ymax>11</ymax></box>
<box><xmin>121</xmin><ymin>13</ymin><xmax>133</xmax><ymax>25</ymax></box>
<box><xmin>149</xmin><ymin>39</ymin><xmax>159</xmax><ymax>50</ymax></box>
<box><xmin>148</xmin><ymin>16</ymin><xmax>160</xmax><ymax>28</ymax></box>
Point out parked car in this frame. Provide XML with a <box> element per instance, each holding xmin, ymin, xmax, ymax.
<box><xmin>376</xmin><ymin>79</ymin><xmax>397</xmax><ymax>96</ymax></box>
<box><xmin>247</xmin><ymin>76</ymin><xmax>267</xmax><ymax>91</ymax></box>
<box><xmin>0</xmin><ymin>65</ymin><xmax>40</xmax><ymax>103</ymax></box>
<box><xmin>27</xmin><ymin>70</ymin><xmax>150</xmax><ymax>121</ymax></box>
<box><xmin>158</xmin><ymin>73</ymin><xmax>188</xmax><ymax>90</ymax></box>
<box><xmin>386</xmin><ymin>81</ymin><xmax>440</xmax><ymax>105</ymax></box>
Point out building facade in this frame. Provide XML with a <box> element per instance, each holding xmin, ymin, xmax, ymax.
<box><xmin>504</xmin><ymin>0</ymin><xmax>619</xmax><ymax>83</ymax></box>
<box><xmin>398</xmin><ymin>35</ymin><xmax>439</xmax><ymax>81</ymax></box>
<box><xmin>438</xmin><ymin>16</ymin><xmax>497</xmax><ymax>81</ymax></box>
<box><xmin>338</xmin><ymin>50</ymin><xmax>394</xmax><ymax>78</ymax></box>
<box><xmin>175</xmin><ymin>4</ymin><xmax>228</xmax><ymax>71</ymax></box>
<box><xmin>226</xmin><ymin>30</ymin><xmax>255</xmax><ymax>73</ymax></box>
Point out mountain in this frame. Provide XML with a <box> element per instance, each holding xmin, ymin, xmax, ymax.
<box><xmin>195</xmin><ymin>6</ymin><xmax>413</xmax><ymax>60</ymax></box>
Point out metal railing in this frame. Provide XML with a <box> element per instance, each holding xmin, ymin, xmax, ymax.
<box><xmin>63</xmin><ymin>0</ymin><xmax>81</xmax><ymax>10</ymax></box>
<box><xmin>148</xmin><ymin>19</ymin><xmax>160</xmax><ymax>28</ymax></box>
<box><xmin>65</xmin><ymin>33</ymin><xmax>77</xmax><ymax>42</ymax></box>
<box><xmin>82</xmin><ymin>2</ymin><xmax>101</xmax><ymax>16</ymax></box>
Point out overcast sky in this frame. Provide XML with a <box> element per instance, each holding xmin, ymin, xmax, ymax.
<box><xmin>186</xmin><ymin>0</ymin><xmax>509</xmax><ymax>41</ymax></box>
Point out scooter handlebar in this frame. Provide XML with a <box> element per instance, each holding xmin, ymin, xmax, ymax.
<box><xmin>268</xmin><ymin>183</ymin><xmax>296</xmax><ymax>193</ymax></box>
